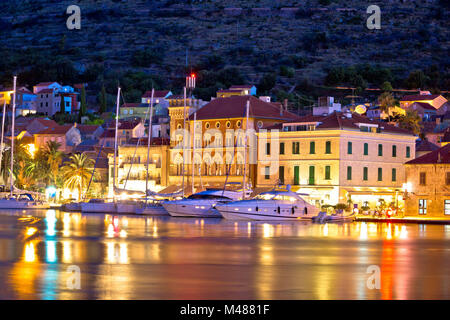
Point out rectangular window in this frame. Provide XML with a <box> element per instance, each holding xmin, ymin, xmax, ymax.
<box><xmin>364</xmin><ymin>143</ymin><xmax>368</xmax><ymax>156</ymax></box>
<box><xmin>325</xmin><ymin>141</ymin><xmax>331</xmax><ymax>154</ymax></box>
<box><xmin>378</xmin><ymin>168</ymin><xmax>382</xmax><ymax>181</ymax></box>
<box><xmin>347</xmin><ymin>142</ymin><xmax>352</xmax><ymax>154</ymax></box>
<box><xmin>392</xmin><ymin>145</ymin><xmax>397</xmax><ymax>157</ymax></box>
<box><xmin>445</xmin><ymin>200</ymin><xmax>450</xmax><ymax>215</ymax></box>
<box><xmin>363</xmin><ymin>167</ymin><xmax>368</xmax><ymax>181</ymax></box>
<box><xmin>280</xmin><ymin>142</ymin><xmax>285</xmax><ymax>155</ymax></box>
<box><xmin>265</xmin><ymin>166</ymin><xmax>270</xmax><ymax>179</ymax></box>
<box><xmin>446</xmin><ymin>172</ymin><xmax>450</xmax><ymax>185</ymax></box>
<box><xmin>419</xmin><ymin>172</ymin><xmax>426</xmax><ymax>185</ymax></box>
<box><xmin>266</xmin><ymin>142</ymin><xmax>271</xmax><ymax>155</ymax></box>
<box><xmin>347</xmin><ymin>166</ymin><xmax>352</xmax><ymax>180</ymax></box>
<box><xmin>310</xmin><ymin>141</ymin><xmax>315</xmax><ymax>154</ymax></box>
<box><xmin>309</xmin><ymin>166</ymin><xmax>315</xmax><ymax>185</ymax></box>
<box><xmin>292</xmin><ymin>142</ymin><xmax>300</xmax><ymax>154</ymax></box>
<box><xmin>294</xmin><ymin>166</ymin><xmax>300</xmax><ymax>185</ymax></box>
<box><xmin>279</xmin><ymin>166</ymin><xmax>285</xmax><ymax>185</ymax></box>
<box><xmin>419</xmin><ymin>199</ymin><xmax>427</xmax><ymax>215</ymax></box>
<box><xmin>406</xmin><ymin>146</ymin><xmax>411</xmax><ymax>158</ymax></box>
<box><xmin>392</xmin><ymin>168</ymin><xmax>397</xmax><ymax>182</ymax></box>
<box><xmin>325</xmin><ymin>165</ymin><xmax>331</xmax><ymax>180</ymax></box>
<box><xmin>378</xmin><ymin>144</ymin><xmax>383</xmax><ymax>156</ymax></box>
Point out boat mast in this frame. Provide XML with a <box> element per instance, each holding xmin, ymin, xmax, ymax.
<box><xmin>242</xmin><ymin>99</ymin><xmax>250</xmax><ymax>200</ymax></box>
<box><xmin>0</xmin><ymin>101</ymin><xmax>6</xmax><ymax>181</ymax></box>
<box><xmin>113</xmin><ymin>86</ymin><xmax>121</xmax><ymax>202</ymax></box>
<box><xmin>10</xmin><ymin>76</ymin><xmax>16</xmax><ymax>198</ymax></box>
<box><xmin>191</xmin><ymin>112</ymin><xmax>196</xmax><ymax>194</ymax></box>
<box><xmin>145</xmin><ymin>88</ymin><xmax>155</xmax><ymax>203</ymax></box>
<box><xmin>181</xmin><ymin>86</ymin><xmax>187</xmax><ymax>198</ymax></box>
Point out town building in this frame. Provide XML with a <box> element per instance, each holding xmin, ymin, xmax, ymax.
<box><xmin>407</xmin><ymin>102</ymin><xmax>437</xmax><ymax>121</ymax></box>
<box><xmin>99</xmin><ymin>119</ymin><xmax>145</xmax><ymax>148</ymax></box>
<box><xmin>313</xmin><ymin>96</ymin><xmax>341</xmax><ymax>116</ymax></box>
<box><xmin>400</xmin><ymin>92</ymin><xmax>447</xmax><ymax>110</ymax></box>
<box><xmin>108</xmin><ymin>138</ymin><xmax>170</xmax><ymax>197</ymax></box>
<box><xmin>168</xmin><ymin>95</ymin><xmax>299</xmax><ymax>192</ymax></box>
<box><xmin>34</xmin><ymin>124</ymin><xmax>81</xmax><ymax>153</ymax></box>
<box><xmin>76</xmin><ymin>124</ymin><xmax>104</xmax><ymax>141</ymax></box>
<box><xmin>404</xmin><ymin>144</ymin><xmax>450</xmax><ymax>218</ymax></box>
<box><xmin>216</xmin><ymin>85</ymin><xmax>257</xmax><ymax>98</ymax></box>
<box><xmin>34</xmin><ymin>83</ymin><xmax>78</xmax><ymax>116</ymax></box>
<box><xmin>256</xmin><ymin>112</ymin><xmax>416</xmax><ymax>209</ymax></box>
<box><xmin>415</xmin><ymin>139</ymin><xmax>440</xmax><ymax>158</ymax></box>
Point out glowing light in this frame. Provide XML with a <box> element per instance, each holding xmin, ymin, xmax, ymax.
<box><xmin>360</xmin><ymin>222</ymin><xmax>368</xmax><ymax>240</ymax></box>
<box><xmin>119</xmin><ymin>229</ymin><xmax>127</xmax><ymax>238</ymax></box>
<box><xmin>46</xmin><ymin>240</ymin><xmax>57</xmax><ymax>263</ymax></box>
<box><xmin>26</xmin><ymin>227</ymin><xmax>37</xmax><ymax>237</ymax></box>
<box><xmin>25</xmin><ymin>144</ymin><xmax>36</xmax><ymax>158</ymax></box>
<box><xmin>402</xmin><ymin>182</ymin><xmax>412</xmax><ymax>193</ymax></box>
<box><xmin>263</xmin><ymin>224</ymin><xmax>274</xmax><ymax>238</ymax></box>
<box><xmin>107</xmin><ymin>224</ymin><xmax>114</xmax><ymax>238</ymax></box>
<box><xmin>24</xmin><ymin>242</ymin><xmax>36</xmax><ymax>262</ymax></box>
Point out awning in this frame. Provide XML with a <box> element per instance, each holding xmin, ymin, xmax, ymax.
<box><xmin>342</xmin><ymin>187</ymin><xmax>401</xmax><ymax>196</ymax></box>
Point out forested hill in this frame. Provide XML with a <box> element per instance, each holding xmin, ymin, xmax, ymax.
<box><xmin>0</xmin><ymin>0</ymin><xmax>448</xmax><ymax>107</ymax></box>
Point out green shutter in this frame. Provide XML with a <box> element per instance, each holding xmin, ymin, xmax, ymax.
<box><xmin>325</xmin><ymin>165</ymin><xmax>331</xmax><ymax>180</ymax></box>
<box><xmin>279</xmin><ymin>166</ymin><xmax>285</xmax><ymax>184</ymax></box>
<box><xmin>392</xmin><ymin>145</ymin><xmax>397</xmax><ymax>157</ymax></box>
<box><xmin>392</xmin><ymin>168</ymin><xmax>396</xmax><ymax>181</ymax></box>
<box><xmin>363</xmin><ymin>167</ymin><xmax>368</xmax><ymax>181</ymax></box>
<box><xmin>378</xmin><ymin>168</ymin><xmax>382</xmax><ymax>181</ymax></box>
<box><xmin>406</xmin><ymin>146</ymin><xmax>410</xmax><ymax>158</ymax></box>
<box><xmin>280</xmin><ymin>142</ymin><xmax>285</xmax><ymax>155</ymax></box>
<box><xmin>310</xmin><ymin>141</ymin><xmax>315</xmax><ymax>154</ymax></box>
<box><xmin>294</xmin><ymin>166</ymin><xmax>300</xmax><ymax>185</ymax></box>
<box><xmin>347</xmin><ymin>166</ymin><xmax>352</xmax><ymax>180</ymax></box>
<box><xmin>309</xmin><ymin>166</ymin><xmax>315</xmax><ymax>185</ymax></box>
<box><xmin>364</xmin><ymin>143</ymin><xmax>368</xmax><ymax>155</ymax></box>
<box><xmin>325</xmin><ymin>141</ymin><xmax>331</xmax><ymax>154</ymax></box>
<box><xmin>348</xmin><ymin>142</ymin><xmax>352</xmax><ymax>154</ymax></box>
<box><xmin>378</xmin><ymin>144</ymin><xmax>383</xmax><ymax>156</ymax></box>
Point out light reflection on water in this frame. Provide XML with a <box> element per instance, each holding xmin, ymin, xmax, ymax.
<box><xmin>0</xmin><ymin>209</ymin><xmax>449</xmax><ymax>299</ymax></box>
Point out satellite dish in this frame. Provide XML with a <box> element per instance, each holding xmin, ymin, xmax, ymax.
<box><xmin>355</xmin><ymin>105</ymin><xmax>367</xmax><ymax>114</ymax></box>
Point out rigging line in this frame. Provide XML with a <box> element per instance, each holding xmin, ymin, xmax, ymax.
<box><xmin>123</xmin><ymin>91</ymin><xmax>153</xmax><ymax>190</ymax></box>
<box><xmin>221</xmin><ymin>99</ymin><xmax>249</xmax><ymax>197</ymax></box>
<box><xmin>84</xmin><ymin>135</ymin><xmax>106</xmax><ymax>200</ymax></box>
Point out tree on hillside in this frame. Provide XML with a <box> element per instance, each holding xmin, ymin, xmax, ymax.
<box><xmin>60</xmin><ymin>94</ymin><xmax>65</xmax><ymax>114</ymax></box>
<box><xmin>381</xmin><ymin>81</ymin><xmax>393</xmax><ymax>92</ymax></box>
<box><xmin>258</xmin><ymin>73</ymin><xmax>277</xmax><ymax>95</ymax></box>
<box><xmin>406</xmin><ymin>70</ymin><xmax>429</xmax><ymax>89</ymax></box>
<box><xmin>78</xmin><ymin>84</ymin><xmax>87</xmax><ymax>123</ymax></box>
<box><xmin>100</xmin><ymin>85</ymin><xmax>107</xmax><ymax>114</ymax></box>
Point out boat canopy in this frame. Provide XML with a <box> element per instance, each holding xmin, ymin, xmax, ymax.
<box><xmin>254</xmin><ymin>190</ymin><xmax>303</xmax><ymax>201</ymax></box>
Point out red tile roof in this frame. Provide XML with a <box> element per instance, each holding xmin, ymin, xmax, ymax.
<box><xmin>230</xmin><ymin>85</ymin><xmax>254</xmax><ymax>89</ymax></box>
<box><xmin>108</xmin><ymin>120</ymin><xmax>142</xmax><ymax>130</ymax></box>
<box><xmin>36</xmin><ymin>124</ymin><xmax>73</xmax><ymax>135</ymax></box>
<box><xmin>188</xmin><ymin>96</ymin><xmax>298</xmax><ymax>121</ymax></box>
<box><xmin>411</xmin><ymin>102</ymin><xmax>437</xmax><ymax>110</ymax></box>
<box><xmin>416</xmin><ymin>139</ymin><xmax>440</xmax><ymax>152</ymax></box>
<box><xmin>36</xmin><ymin>88</ymin><xmax>54</xmax><ymax>94</ymax></box>
<box><xmin>400</xmin><ymin>94</ymin><xmax>442</xmax><ymax>101</ymax></box>
<box><xmin>406</xmin><ymin>144</ymin><xmax>450</xmax><ymax>164</ymax></box>
<box><xmin>34</xmin><ymin>118</ymin><xmax>58</xmax><ymax>128</ymax></box>
<box><xmin>142</xmin><ymin>90</ymin><xmax>171</xmax><ymax>98</ymax></box>
<box><xmin>35</xmin><ymin>82</ymin><xmax>58</xmax><ymax>87</ymax></box>
<box><xmin>77</xmin><ymin>124</ymin><xmax>100</xmax><ymax>134</ymax></box>
<box><xmin>100</xmin><ymin>129</ymin><xmax>115</xmax><ymax>138</ymax></box>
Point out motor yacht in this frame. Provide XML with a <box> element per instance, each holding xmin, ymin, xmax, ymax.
<box><xmin>135</xmin><ymin>200</ymin><xmax>168</xmax><ymax>215</ymax></box>
<box><xmin>162</xmin><ymin>189</ymin><xmax>247</xmax><ymax>218</ymax></box>
<box><xmin>216</xmin><ymin>188</ymin><xmax>319</xmax><ymax>221</ymax></box>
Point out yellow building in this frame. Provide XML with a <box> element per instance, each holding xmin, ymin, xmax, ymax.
<box><xmin>108</xmin><ymin>139</ymin><xmax>170</xmax><ymax>197</ymax></box>
<box><xmin>256</xmin><ymin>112</ymin><xmax>416</xmax><ymax>209</ymax></box>
<box><xmin>404</xmin><ymin>144</ymin><xmax>450</xmax><ymax>218</ymax></box>
<box><xmin>400</xmin><ymin>93</ymin><xmax>447</xmax><ymax>110</ymax></box>
<box><xmin>168</xmin><ymin>95</ymin><xmax>298</xmax><ymax>193</ymax></box>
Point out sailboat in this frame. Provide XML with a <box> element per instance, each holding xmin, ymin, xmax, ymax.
<box><xmin>0</xmin><ymin>76</ymin><xmax>49</xmax><ymax>209</ymax></box>
<box><xmin>81</xmin><ymin>87</ymin><xmax>122</xmax><ymax>213</ymax></box>
<box><xmin>163</xmin><ymin>99</ymin><xmax>253</xmax><ymax>218</ymax></box>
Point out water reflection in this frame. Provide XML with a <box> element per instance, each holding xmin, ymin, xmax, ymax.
<box><xmin>0</xmin><ymin>209</ymin><xmax>449</xmax><ymax>299</ymax></box>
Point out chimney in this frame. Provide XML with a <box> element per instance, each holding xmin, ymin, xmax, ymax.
<box><xmin>284</xmin><ymin>99</ymin><xmax>288</xmax><ymax>111</ymax></box>
<box><xmin>438</xmin><ymin>151</ymin><xmax>441</xmax><ymax>163</ymax></box>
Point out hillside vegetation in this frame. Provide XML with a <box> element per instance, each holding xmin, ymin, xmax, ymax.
<box><xmin>0</xmin><ymin>0</ymin><xmax>448</xmax><ymax>109</ymax></box>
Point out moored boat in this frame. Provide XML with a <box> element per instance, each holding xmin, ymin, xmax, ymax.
<box><xmin>216</xmin><ymin>188</ymin><xmax>319</xmax><ymax>221</ymax></box>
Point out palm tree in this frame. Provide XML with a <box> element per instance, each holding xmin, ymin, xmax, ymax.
<box><xmin>378</xmin><ymin>92</ymin><xmax>396</xmax><ymax>115</ymax></box>
<box><xmin>61</xmin><ymin>153</ymin><xmax>94</xmax><ymax>201</ymax></box>
<box><xmin>43</xmin><ymin>141</ymin><xmax>65</xmax><ymax>185</ymax></box>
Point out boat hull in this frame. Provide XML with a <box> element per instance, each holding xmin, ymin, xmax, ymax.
<box><xmin>116</xmin><ymin>203</ymin><xmax>136</xmax><ymax>214</ymax></box>
<box><xmin>0</xmin><ymin>200</ymin><xmax>49</xmax><ymax>210</ymax></box>
<box><xmin>135</xmin><ymin>205</ymin><xmax>168</xmax><ymax>215</ymax></box>
<box><xmin>218</xmin><ymin>209</ymin><xmax>312</xmax><ymax>221</ymax></box>
<box><xmin>81</xmin><ymin>202</ymin><xmax>116</xmax><ymax>213</ymax></box>
<box><xmin>162</xmin><ymin>202</ymin><xmax>221</xmax><ymax>218</ymax></box>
